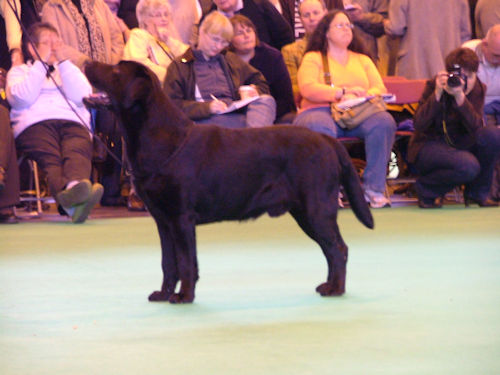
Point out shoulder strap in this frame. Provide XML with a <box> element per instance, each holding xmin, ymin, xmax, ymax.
<box><xmin>321</xmin><ymin>53</ymin><xmax>332</xmax><ymax>86</ymax></box>
<box><xmin>156</xmin><ymin>39</ymin><xmax>176</xmax><ymax>61</ymax></box>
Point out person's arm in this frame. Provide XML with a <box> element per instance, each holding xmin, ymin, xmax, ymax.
<box><xmin>347</xmin><ymin>0</ymin><xmax>387</xmax><ymax>38</ymax></box>
<box><xmin>459</xmin><ymin>0</ymin><xmax>471</xmax><ymax>44</ymax></box>
<box><xmin>41</xmin><ymin>4</ymin><xmax>91</xmax><ymax>68</ymax></box>
<box><xmin>383</xmin><ymin>0</ymin><xmax>408</xmax><ymax>37</ymax></box>
<box><xmin>268</xmin><ymin>48</ymin><xmax>296</xmax><ymax>115</ymax></box>
<box><xmin>281</xmin><ymin>42</ymin><xmax>300</xmax><ymax>101</ymax></box>
<box><xmin>239</xmin><ymin>61</ymin><xmax>270</xmax><ymax>96</ymax></box>
<box><xmin>413</xmin><ymin>78</ymin><xmax>443</xmax><ymax>132</ymax></box>
<box><xmin>454</xmin><ymin>81</ymin><xmax>484</xmax><ymax>134</ymax></box>
<box><xmin>297</xmin><ymin>52</ymin><xmax>342</xmax><ymax>103</ymax></box>
<box><xmin>260</xmin><ymin>0</ymin><xmax>294</xmax><ymax>50</ymax></box>
<box><xmin>6</xmin><ymin>62</ymin><xmax>46</xmax><ymax>107</ymax></box>
<box><xmin>1</xmin><ymin>0</ymin><xmax>23</xmax><ymax>64</ymax></box>
<box><xmin>163</xmin><ymin>61</ymin><xmax>212</xmax><ymax>120</ymax></box>
<box><xmin>58</xmin><ymin>60</ymin><xmax>93</xmax><ymax>106</ymax></box>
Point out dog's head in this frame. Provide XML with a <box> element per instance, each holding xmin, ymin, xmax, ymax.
<box><xmin>85</xmin><ymin>60</ymin><xmax>161</xmax><ymax>113</ymax></box>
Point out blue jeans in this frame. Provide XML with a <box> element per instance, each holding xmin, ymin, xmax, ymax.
<box><xmin>484</xmin><ymin>100</ymin><xmax>500</xmax><ymax>125</ymax></box>
<box><xmin>414</xmin><ymin>126</ymin><xmax>500</xmax><ymax>201</ymax></box>
<box><xmin>293</xmin><ymin>106</ymin><xmax>396</xmax><ymax>192</ymax></box>
<box><xmin>195</xmin><ymin>95</ymin><xmax>276</xmax><ymax>128</ymax></box>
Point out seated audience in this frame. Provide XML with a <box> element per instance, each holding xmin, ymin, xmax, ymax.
<box><xmin>0</xmin><ymin>68</ymin><xmax>19</xmax><ymax>224</ymax></box>
<box><xmin>292</xmin><ymin>10</ymin><xmax>396</xmax><ymax>208</ymax></box>
<box><xmin>123</xmin><ymin>0</ymin><xmax>188</xmax><ymax>83</ymax></box>
<box><xmin>463</xmin><ymin>24</ymin><xmax>500</xmax><ymax>125</ymax></box>
<box><xmin>164</xmin><ymin>11</ymin><xmax>276</xmax><ymax>128</ymax></box>
<box><xmin>229</xmin><ymin>14</ymin><xmax>295</xmax><ymax>122</ymax></box>
<box><xmin>282</xmin><ymin>0</ymin><xmax>327</xmax><ymax>105</ymax></box>
<box><xmin>206</xmin><ymin>0</ymin><xmax>294</xmax><ymax>50</ymax></box>
<box><xmin>6</xmin><ymin>23</ymin><xmax>103</xmax><ymax>223</ymax></box>
<box><xmin>41</xmin><ymin>0</ymin><xmax>125</xmax><ymax>68</ymax></box>
<box><xmin>409</xmin><ymin>47</ymin><xmax>500</xmax><ymax>208</ymax></box>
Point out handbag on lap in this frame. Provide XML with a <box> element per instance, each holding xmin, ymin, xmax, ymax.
<box><xmin>321</xmin><ymin>54</ymin><xmax>387</xmax><ymax>130</ymax></box>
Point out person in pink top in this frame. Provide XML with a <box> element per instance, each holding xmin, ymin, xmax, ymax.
<box><xmin>292</xmin><ymin>9</ymin><xmax>395</xmax><ymax>208</ymax></box>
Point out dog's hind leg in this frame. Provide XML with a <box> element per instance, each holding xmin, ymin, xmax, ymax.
<box><xmin>290</xmin><ymin>209</ymin><xmax>348</xmax><ymax>296</ymax></box>
<box><xmin>149</xmin><ymin>223</ymin><xmax>180</xmax><ymax>302</ymax></box>
<box><xmin>167</xmin><ymin>216</ymin><xmax>199</xmax><ymax>304</ymax></box>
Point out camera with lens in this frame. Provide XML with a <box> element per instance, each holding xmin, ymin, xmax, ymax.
<box><xmin>447</xmin><ymin>64</ymin><xmax>467</xmax><ymax>90</ymax></box>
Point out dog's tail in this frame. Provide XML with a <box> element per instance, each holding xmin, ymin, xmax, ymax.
<box><xmin>334</xmin><ymin>141</ymin><xmax>374</xmax><ymax>229</ymax></box>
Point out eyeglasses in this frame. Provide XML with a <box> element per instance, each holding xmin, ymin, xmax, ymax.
<box><xmin>330</xmin><ymin>23</ymin><xmax>354</xmax><ymax>30</ymax></box>
<box><xmin>207</xmin><ymin>33</ymin><xmax>229</xmax><ymax>48</ymax></box>
<box><xmin>149</xmin><ymin>11</ymin><xmax>170</xmax><ymax>19</ymax></box>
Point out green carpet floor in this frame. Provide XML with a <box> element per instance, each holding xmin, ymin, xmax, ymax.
<box><xmin>1</xmin><ymin>206</ymin><xmax>499</xmax><ymax>374</ymax></box>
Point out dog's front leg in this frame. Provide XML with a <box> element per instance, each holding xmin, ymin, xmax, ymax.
<box><xmin>167</xmin><ymin>216</ymin><xmax>198</xmax><ymax>304</ymax></box>
<box><xmin>149</xmin><ymin>223</ymin><xmax>179</xmax><ymax>302</ymax></box>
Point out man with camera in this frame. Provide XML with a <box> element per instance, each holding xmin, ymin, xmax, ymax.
<box><xmin>408</xmin><ymin>47</ymin><xmax>500</xmax><ymax>208</ymax></box>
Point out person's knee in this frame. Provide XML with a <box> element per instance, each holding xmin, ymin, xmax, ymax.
<box><xmin>362</xmin><ymin>112</ymin><xmax>396</xmax><ymax>138</ymax></box>
<box><xmin>246</xmin><ymin>94</ymin><xmax>276</xmax><ymax>127</ymax></box>
<box><xmin>293</xmin><ymin>108</ymin><xmax>337</xmax><ymax>137</ymax></box>
<box><xmin>457</xmin><ymin>155</ymin><xmax>481</xmax><ymax>182</ymax></box>
<box><xmin>476</xmin><ymin>126</ymin><xmax>500</xmax><ymax>149</ymax></box>
<box><xmin>255</xmin><ymin>94</ymin><xmax>276</xmax><ymax>107</ymax></box>
<box><xmin>375</xmin><ymin>112</ymin><xmax>396</xmax><ymax>134</ymax></box>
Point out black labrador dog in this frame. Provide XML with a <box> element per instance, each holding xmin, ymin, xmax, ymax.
<box><xmin>84</xmin><ymin>60</ymin><xmax>374</xmax><ymax>304</ymax></box>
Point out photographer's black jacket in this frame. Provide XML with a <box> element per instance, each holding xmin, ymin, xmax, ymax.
<box><xmin>408</xmin><ymin>77</ymin><xmax>486</xmax><ymax>163</ymax></box>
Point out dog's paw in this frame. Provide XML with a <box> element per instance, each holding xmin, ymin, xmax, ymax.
<box><xmin>168</xmin><ymin>293</ymin><xmax>194</xmax><ymax>304</ymax></box>
<box><xmin>316</xmin><ymin>282</ymin><xmax>345</xmax><ymax>296</ymax></box>
<box><xmin>148</xmin><ymin>290</ymin><xmax>171</xmax><ymax>302</ymax></box>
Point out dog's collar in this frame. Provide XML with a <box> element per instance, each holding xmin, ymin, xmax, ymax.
<box><xmin>158</xmin><ymin>126</ymin><xmax>194</xmax><ymax>170</ymax></box>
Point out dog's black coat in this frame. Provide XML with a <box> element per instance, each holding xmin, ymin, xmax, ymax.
<box><xmin>85</xmin><ymin>61</ymin><xmax>374</xmax><ymax>303</ymax></box>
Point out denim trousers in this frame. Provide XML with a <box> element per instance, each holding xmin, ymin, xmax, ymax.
<box><xmin>484</xmin><ymin>100</ymin><xmax>500</xmax><ymax>125</ymax></box>
<box><xmin>414</xmin><ymin>126</ymin><xmax>500</xmax><ymax>201</ymax></box>
<box><xmin>195</xmin><ymin>95</ymin><xmax>276</xmax><ymax>128</ymax></box>
<box><xmin>293</xmin><ymin>106</ymin><xmax>396</xmax><ymax>193</ymax></box>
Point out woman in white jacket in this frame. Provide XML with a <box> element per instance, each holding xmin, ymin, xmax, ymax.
<box><xmin>123</xmin><ymin>0</ymin><xmax>187</xmax><ymax>83</ymax></box>
<box><xmin>7</xmin><ymin>22</ymin><xmax>103</xmax><ymax>223</ymax></box>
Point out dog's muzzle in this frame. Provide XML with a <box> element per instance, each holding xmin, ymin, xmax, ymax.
<box><xmin>83</xmin><ymin>93</ymin><xmax>112</xmax><ymax>110</ymax></box>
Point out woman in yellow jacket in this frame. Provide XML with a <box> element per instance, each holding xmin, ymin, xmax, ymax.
<box><xmin>293</xmin><ymin>9</ymin><xmax>395</xmax><ymax>208</ymax></box>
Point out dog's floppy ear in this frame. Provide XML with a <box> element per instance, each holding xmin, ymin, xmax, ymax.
<box><xmin>122</xmin><ymin>77</ymin><xmax>151</xmax><ymax>109</ymax></box>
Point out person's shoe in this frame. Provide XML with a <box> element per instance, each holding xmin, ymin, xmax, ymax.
<box><xmin>71</xmin><ymin>183</ymin><xmax>104</xmax><ymax>223</ymax></box>
<box><xmin>127</xmin><ymin>192</ymin><xmax>146</xmax><ymax>212</ymax></box>
<box><xmin>364</xmin><ymin>189</ymin><xmax>391</xmax><ymax>208</ymax></box>
<box><xmin>0</xmin><ymin>207</ymin><xmax>18</xmax><ymax>224</ymax></box>
<box><xmin>464</xmin><ymin>196</ymin><xmax>499</xmax><ymax>207</ymax></box>
<box><xmin>337</xmin><ymin>191</ymin><xmax>344</xmax><ymax>208</ymax></box>
<box><xmin>418</xmin><ymin>197</ymin><xmax>443</xmax><ymax>209</ymax></box>
<box><xmin>56</xmin><ymin>179</ymin><xmax>92</xmax><ymax>208</ymax></box>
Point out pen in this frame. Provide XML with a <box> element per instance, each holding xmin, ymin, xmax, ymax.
<box><xmin>210</xmin><ymin>94</ymin><xmax>221</xmax><ymax>102</ymax></box>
